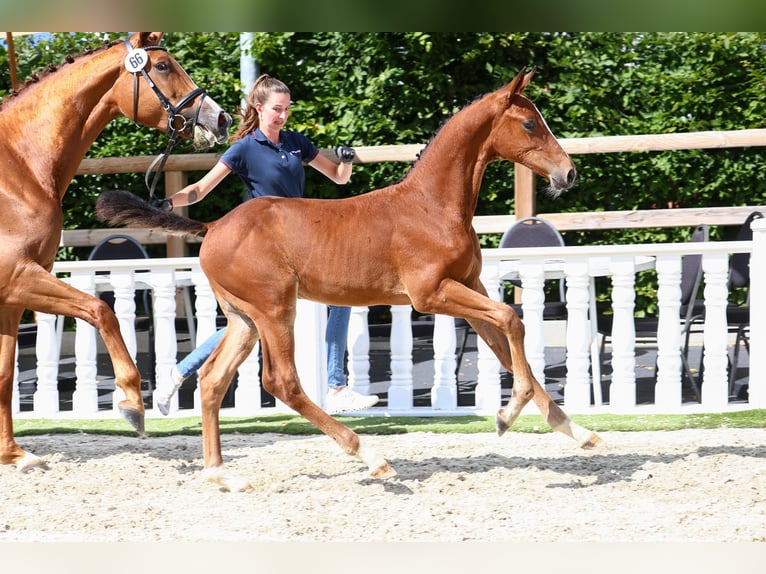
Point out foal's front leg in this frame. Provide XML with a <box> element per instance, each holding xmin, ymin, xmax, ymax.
<box><xmin>420</xmin><ymin>278</ymin><xmax>602</xmax><ymax>448</ymax></box>
<box><xmin>478</xmin><ymin>313</ymin><xmax>601</xmax><ymax>449</ymax></box>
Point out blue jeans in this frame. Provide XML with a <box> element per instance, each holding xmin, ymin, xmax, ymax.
<box><xmin>325</xmin><ymin>305</ymin><xmax>350</xmax><ymax>389</ymax></box>
<box><xmin>176</xmin><ymin>305</ymin><xmax>351</xmax><ymax>389</ymax></box>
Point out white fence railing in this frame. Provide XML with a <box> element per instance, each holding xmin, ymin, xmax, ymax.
<box><xmin>13</xmin><ymin>221</ymin><xmax>766</xmax><ymax>420</ymax></box>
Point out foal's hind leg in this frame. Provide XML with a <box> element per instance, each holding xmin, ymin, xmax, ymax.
<box><xmin>258</xmin><ymin>317</ymin><xmax>395</xmax><ymax>479</ymax></box>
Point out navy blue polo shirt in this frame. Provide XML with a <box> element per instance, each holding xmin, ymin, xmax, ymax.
<box><xmin>220</xmin><ymin>128</ymin><xmax>319</xmax><ymax>199</ymax></box>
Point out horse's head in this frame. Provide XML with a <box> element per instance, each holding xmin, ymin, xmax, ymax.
<box><xmin>114</xmin><ymin>32</ymin><xmax>232</xmax><ymax>149</ymax></box>
<box><xmin>490</xmin><ymin>68</ymin><xmax>576</xmax><ymax>197</ymax></box>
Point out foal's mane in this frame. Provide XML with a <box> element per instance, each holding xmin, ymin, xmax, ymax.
<box><xmin>397</xmin><ymin>90</ymin><xmax>492</xmax><ymax>184</ymax></box>
<box><xmin>0</xmin><ymin>39</ymin><xmax>122</xmax><ymax>109</ymax></box>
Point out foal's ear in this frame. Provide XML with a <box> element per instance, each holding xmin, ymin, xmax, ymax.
<box><xmin>134</xmin><ymin>32</ymin><xmax>165</xmax><ymax>47</ymax></box>
<box><xmin>505</xmin><ymin>67</ymin><xmax>536</xmax><ymax>102</ymax></box>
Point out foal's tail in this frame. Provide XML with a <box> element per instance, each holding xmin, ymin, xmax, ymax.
<box><xmin>95</xmin><ymin>190</ymin><xmax>209</xmax><ymax>238</ymax></box>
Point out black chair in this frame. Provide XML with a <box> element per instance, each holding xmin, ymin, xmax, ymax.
<box><xmin>456</xmin><ymin>216</ymin><xmax>567</xmax><ymax>372</ymax></box>
<box><xmin>88</xmin><ymin>234</ymin><xmax>155</xmax><ymax>385</ymax></box>
<box><xmin>597</xmin><ymin>223</ymin><xmax>709</xmax><ymax>398</ymax></box>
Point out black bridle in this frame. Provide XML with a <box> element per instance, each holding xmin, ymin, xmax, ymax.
<box><xmin>123</xmin><ymin>39</ymin><xmax>208</xmax><ymax>200</ymax></box>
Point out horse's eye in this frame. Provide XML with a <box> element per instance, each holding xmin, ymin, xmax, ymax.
<box><xmin>523</xmin><ymin>119</ymin><xmax>536</xmax><ymax>132</ymax></box>
<box><xmin>154</xmin><ymin>61</ymin><xmax>170</xmax><ymax>73</ymax></box>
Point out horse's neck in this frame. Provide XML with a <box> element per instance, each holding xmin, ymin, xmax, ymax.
<box><xmin>1</xmin><ymin>49</ymin><xmax>121</xmax><ymax>198</ymax></box>
<box><xmin>406</xmin><ymin>101</ymin><xmax>494</xmax><ymax>220</ymax></box>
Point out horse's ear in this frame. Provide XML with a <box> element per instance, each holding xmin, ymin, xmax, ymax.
<box><xmin>505</xmin><ymin>67</ymin><xmax>536</xmax><ymax>104</ymax></box>
<box><xmin>134</xmin><ymin>32</ymin><xmax>164</xmax><ymax>47</ymax></box>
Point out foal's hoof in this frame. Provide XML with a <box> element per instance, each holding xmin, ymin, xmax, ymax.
<box><xmin>118</xmin><ymin>403</ymin><xmax>146</xmax><ymax>437</ymax></box>
<box><xmin>495</xmin><ymin>411</ymin><xmax>510</xmax><ymax>437</ymax></box>
<box><xmin>201</xmin><ymin>467</ymin><xmax>254</xmax><ymax>492</ymax></box>
<box><xmin>579</xmin><ymin>432</ymin><xmax>603</xmax><ymax>450</ymax></box>
<box><xmin>370</xmin><ymin>462</ymin><xmax>397</xmax><ymax>479</ymax></box>
<box><xmin>16</xmin><ymin>452</ymin><xmax>49</xmax><ymax>473</ymax></box>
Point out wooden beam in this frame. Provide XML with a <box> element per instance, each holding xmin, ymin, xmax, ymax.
<box><xmin>471</xmin><ymin>205</ymin><xmax>766</xmax><ymax>235</ymax></box>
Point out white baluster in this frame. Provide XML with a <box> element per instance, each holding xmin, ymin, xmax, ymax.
<box><xmin>191</xmin><ymin>269</ymin><xmax>220</xmax><ymax>412</ymax></box>
<box><xmin>12</xmin><ymin>341</ymin><xmax>20</xmax><ymax>413</ymax></box>
<box><xmin>563</xmin><ymin>259</ymin><xmax>591</xmax><ymax>409</ymax></box>
<box><xmin>236</xmin><ymin>340</ymin><xmax>262</xmax><ymax>412</ymax></box>
<box><xmin>475</xmin><ymin>262</ymin><xmax>502</xmax><ymax>413</ymax></box>
<box><xmin>33</xmin><ymin>312</ymin><xmax>61</xmax><ymax>414</ymax></box>
<box><xmin>749</xmin><ymin>219</ymin><xmax>766</xmax><ymax>407</ymax></box>
<box><xmin>71</xmin><ymin>271</ymin><xmax>99</xmax><ymax>414</ymax></box>
<box><xmin>654</xmin><ymin>255</ymin><xmax>683</xmax><ymax>408</ymax></box>
<box><xmin>109</xmin><ymin>269</ymin><xmax>138</xmax><ymax>409</ymax></box>
<box><xmin>701</xmin><ymin>253</ymin><xmax>729</xmax><ymax>409</ymax></box>
<box><xmin>191</xmin><ymin>269</ymin><xmax>218</xmax><ymax>345</ymax></box>
<box><xmin>609</xmin><ymin>257</ymin><xmax>637</xmax><ymax>410</ymax></box>
<box><xmin>347</xmin><ymin>306</ymin><xmax>371</xmax><ymax>395</ymax></box>
<box><xmin>519</xmin><ymin>260</ymin><xmax>546</xmax><ymax>385</ymax></box>
<box><xmin>151</xmin><ymin>269</ymin><xmax>178</xmax><ymax>413</ymax></box>
<box><xmin>292</xmin><ymin>300</ymin><xmax>326</xmax><ymax>407</ymax></box>
<box><xmin>431</xmin><ymin>314</ymin><xmax>457</xmax><ymax>410</ymax></box>
<box><xmin>387</xmin><ymin>304</ymin><xmax>413</xmax><ymax>410</ymax></box>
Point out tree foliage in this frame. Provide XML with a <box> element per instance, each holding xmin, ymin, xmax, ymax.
<box><xmin>2</xmin><ymin>32</ymin><xmax>765</xmax><ymax>253</ymax></box>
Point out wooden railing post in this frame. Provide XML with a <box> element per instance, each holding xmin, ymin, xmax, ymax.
<box><xmin>164</xmin><ymin>171</ymin><xmax>188</xmax><ymax>258</ymax></box>
<box><xmin>514</xmin><ymin>164</ymin><xmax>536</xmax><ymax>220</ymax></box>
<box><xmin>513</xmin><ymin>164</ymin><xmax>536</xmax><ymax>303</ymax></box>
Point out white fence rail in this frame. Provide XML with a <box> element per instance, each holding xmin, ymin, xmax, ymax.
<box><xmin>14</xmin><ymin>220</ymin><xmax>766</xmax><ymax>420</ymax></box>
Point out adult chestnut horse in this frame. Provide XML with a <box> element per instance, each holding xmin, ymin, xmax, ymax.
<box><xmin>97</xmin><ymin>68</ymin><xmax>601</xmax><ymax>491</ymax></box>
<box><xmin>0</xmin><ymin>32</ymin><xmax>231</xmax><ymax>470</ymax></box>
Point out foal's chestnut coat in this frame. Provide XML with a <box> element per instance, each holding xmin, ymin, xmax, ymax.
<box><xmin>97</xmin><ymin>69</ymin><xmax>601</xmax><ymax>490</ymax></box>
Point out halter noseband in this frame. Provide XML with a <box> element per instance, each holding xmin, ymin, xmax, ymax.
<box><xmin>123</xmin><ymin>38</ymin><xmax>208</xmax><ymax>199</ymax></box>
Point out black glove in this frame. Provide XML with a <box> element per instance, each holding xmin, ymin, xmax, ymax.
<box><xmin>335</xmin><ymin>146</ymin><xmax>356</xmax><ymax>164</ymax></box>
<box><xmin>150</xmin><ymin>197</ymin><xmax>173</xmax><ymax>212</ymax></box>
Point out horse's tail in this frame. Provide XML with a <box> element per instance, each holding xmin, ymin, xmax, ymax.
<box><xmin>95</xmin><ymin>190</ymin><xmax>209</xmax><ymax>238</ymax></box>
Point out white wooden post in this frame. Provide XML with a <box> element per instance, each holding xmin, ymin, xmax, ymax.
<box><xmin>475</xmin><ymin>262</ymin><xmax>502</xmax><ymax>413</ymax></box>
<box><xmin>109</xmin><ymin>269</ymin><xmax>139</xmax><ymax>409</ymax></box>
<box><xmin>431</xmin><ymin>314</ymin><xmax>457</xmax><ymax>410</ymax></box>
<box><xmin>32</xmin><ymin>312</ymin><xmax>61</xmax><ymax>414</ymax></box>
<box><xmin>701</xmin><ymin>253</ymin><xmax>730</xmax><ymax>409</ymax></box>
<box><xmin>388</xmin><ymin>304</ymin><xmax>414</xmax><ymax>410</ymax></box>
<box><xmin>609</xmin><ymin>257</ymin><xmax>637</xmax><ymax>410</ymax></box>
<box><xmin>654</xmin><ymin>254</ymin><xmax>683</xmax><ymax>408</ymax></box>
<box><xmin>150</xmin><ymin>269</ymin><xmax>178</xmax><ymax>412</ymax></box>
<box><xmin>70</xmin><ymin>272</ymin><xmax>98</xmax><ymax>415</ymax></box>
<box><xmin>563</xmin><ymin>259</ymin><xmax>591</xmax><ymax>408</ymax></box>
<box><xmin>748</xmin><ymin>219</ymin><xmax>766</xmax><ymax>407</ymax></box>
<box><xmin>519</xmin><ymin>260</ymin><xmax>546</xmax><ymax>385</ymax></box>
<box><xmin>347</xmin><ymin>306</ymin><xmax>371</xmax><ymax>395</ymax></box>
<box><xmin>293</xmin><ymin>300</ymin><xmax>327</xmax><ymax>408</ymax></box>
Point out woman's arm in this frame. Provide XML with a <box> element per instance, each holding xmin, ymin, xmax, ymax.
<box><xmin>308</xmin><ymin>147</ymin><xmax>354</xmax><ymax>185</ymax></box>
<box><xmin>168</xmin><ymin>161</ymin><xmax>233</xmax><ymax>207</ymax></box>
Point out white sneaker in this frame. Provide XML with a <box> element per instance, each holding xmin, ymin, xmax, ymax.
<box><xmin>326</xmin><ymin>387</ymin><xmax>379</xmax><ymax>414</ymax></box>
<box><xmin>155</xmin><ymin>364</ymin><xmax>184</xmax><ymax>416</ymax></box>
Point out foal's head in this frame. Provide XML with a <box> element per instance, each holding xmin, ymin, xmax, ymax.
<box><xmin>489</xmin><ymin>68</ymin><xmax>576</xmax><ymax>196</ymax></box>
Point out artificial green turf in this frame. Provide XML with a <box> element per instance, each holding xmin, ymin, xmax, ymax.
<box><xmin>12</xmin><ymin>409</ymin><xmax>766</xmax><ymax>437</ymax></box>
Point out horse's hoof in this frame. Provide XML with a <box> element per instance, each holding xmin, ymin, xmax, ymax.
<box><xmin>118</xmin><ymin>404</ymin><xmax>145</xmax><ymax>437</ymax></box>
<box><xmin>579</xmin><ymin>432</ymin><xmax>603</xmax><ymax>450</ymax></box>
<box><xmin>495</xmin><ymin>411</ymin><xmax>509</xmax><ymax>437</ymax></box>
<box><xmin>201</xmin><ymin>467</ymin><xmax>254</xmax><ymax>492</ymax></box>
<box><xmin>370</xmin><ymin>462</ymin><xmax>397</xmax><ymax>479</ymax></box>
<box><xmin>16</xmin><ymin>452</ymin><xmax>49</xmax><ymax>473</ymax></box>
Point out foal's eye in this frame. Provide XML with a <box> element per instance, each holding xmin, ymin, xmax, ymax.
<box><xmin>523</xmin><ymin>119</ymin><xmax>537</xmax><ymax>132</ymax></box>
